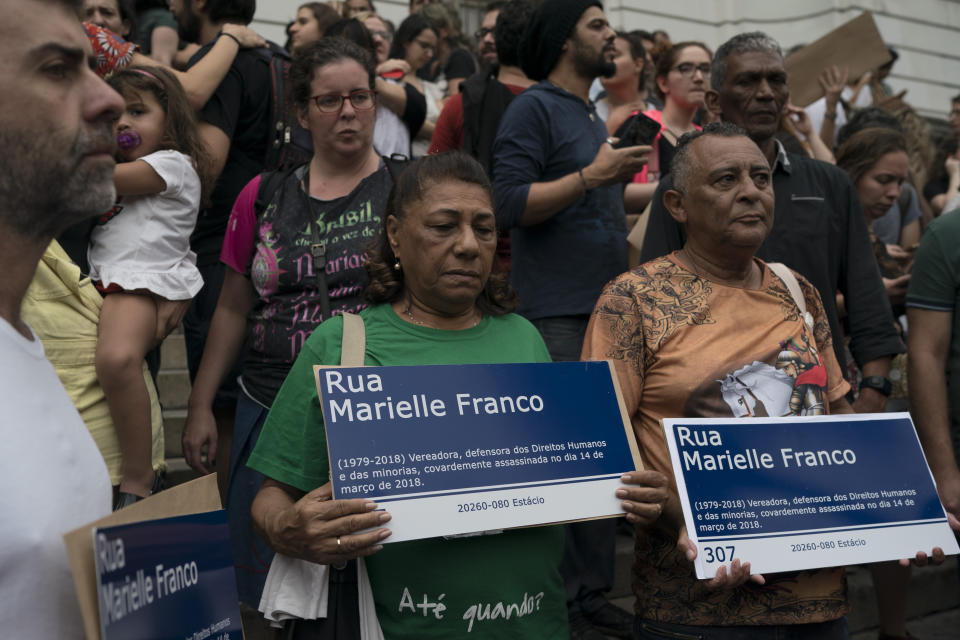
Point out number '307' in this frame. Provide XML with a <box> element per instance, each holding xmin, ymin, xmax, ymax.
<box><xmin>703</xmin><ymin>545</ymin><xmax>735</xmax><ymax>563</ymax></box>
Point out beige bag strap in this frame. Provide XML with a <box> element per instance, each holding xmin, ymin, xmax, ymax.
<box><xmin>767</xmin><ymin>262</ymin><xmax>814</xmax><ymax>332</ymax></box>
<box><xmin>340</xmin><ymin>312</ymin><xmax>366</xmax><ymax>366</ymax></box>
<box><xmin>626</xmin><ymin>199</ymin><xmax>653</xmax><ymax>268</ymax></box>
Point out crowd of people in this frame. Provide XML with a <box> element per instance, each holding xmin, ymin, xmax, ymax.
<box><xmin>3</xmin><ymin>0</ymin><xmax>960</xmax><ymax>638</ymax></box>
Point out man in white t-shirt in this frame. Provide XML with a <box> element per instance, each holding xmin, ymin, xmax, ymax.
<box><xmin>0</xmin><ymin>1</ymin><xmax>125</xmax><ymax>637</ymax></box>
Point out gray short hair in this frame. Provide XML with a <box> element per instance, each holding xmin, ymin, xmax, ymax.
<box><xmin>670</xmin><ymin>122</ymin><xmax>751</xmax><ymax>193</ymax></box>
<box><xmin>711</xmin><ymin>31</ymin><xmax>783</xmax><ymax>94</ymax></box>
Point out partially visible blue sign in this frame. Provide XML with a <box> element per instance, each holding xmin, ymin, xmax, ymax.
<box><xmin>315</xmin><ymin>361</ymin><xmax>641</xmax><ymax>542</ymax></box>
<box><xmin>663</xmin><ymin>413</ymin><xmax>959</xmax><ymax>578</ymax></box>
<box><xmin>94</xmin><ymin>510</ymin><xmax>243</xmax><ymax>640</ymax></box>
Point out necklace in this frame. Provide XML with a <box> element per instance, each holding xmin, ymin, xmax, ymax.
<box><xmin>662</xmin><ymin>127</ymin><xmax>683</xmax><ymax>142</ymax></box>
<box><xmin>661</xmin><ymin>115</ymin><xmax>696</xmax><ymax>144</ymax></box>
<box><xmin>402</xmin><ymin>300</ymin><xmax>481</xmax><ymax>330</ymax></box>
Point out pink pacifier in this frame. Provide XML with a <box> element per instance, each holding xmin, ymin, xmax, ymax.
<box><xmin>117</xmin><ymin>130</ymin><xmax>142</xmax><ymax>151</ymax></box>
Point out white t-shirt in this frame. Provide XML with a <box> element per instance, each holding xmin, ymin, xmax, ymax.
<box><xmin>0</xmin><ymin>317</ymin><xmax>111</xmax><ymax>638</ymax></box>
<box><xmin>803</xmin><ymin>95</ymin><xmax>848</xmax><ymax>148</ymax></box>
<box><xmin>411</xmin><ymin>80</ymin><xmax>444</xmax><ymax>159</ymax></box>
<box><xmin>88</xmin><ymin>149</ymin><xmax>203</xmax><ymax>300</ymax></box>
<box><xmin>374</xmin><ymin>104</ymin><xmax>411</xmax><ymax>158</ymax></box>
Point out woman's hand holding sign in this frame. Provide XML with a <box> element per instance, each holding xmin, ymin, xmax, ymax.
<box><xmin>253</xmin><ymin>480</ymin><xmax>391</xmax><ymax>565</ymax></box>
<box><xmin>616</xmin><ymin>470</ymin><xmax>670</xmax><ymax>526</ymax></box>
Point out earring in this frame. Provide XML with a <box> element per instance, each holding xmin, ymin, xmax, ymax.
<box><xmin>393</xmin><ymin>258</ymin><xmax>401</xmax><ymax>271</ymax></box>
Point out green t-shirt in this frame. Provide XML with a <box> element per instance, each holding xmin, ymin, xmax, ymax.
<box><xmin>906</xmin><ymin>212</ymin><xmax>960</xmax><ymax>451</ymax></box>
<box><xmin>248</xmin><ymin>303</ymin><xmax>568</xmax><ymax>639</ymax></box>
<box><xmin>135</xmin><ymin>8</ymin><xmax>178</xmax><ymax>54</ymax></box>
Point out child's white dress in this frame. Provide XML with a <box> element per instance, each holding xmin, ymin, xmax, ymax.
<box><xmin>88</xmin><ymin>149</ymin><xmax>203</xmax><ymax>300</ymax></box>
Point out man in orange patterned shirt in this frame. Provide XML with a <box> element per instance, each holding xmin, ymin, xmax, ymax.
<box><xmin>583</xmin><ymin>123</ymin><xmax>855</xmax><ymax>639</ymax></box>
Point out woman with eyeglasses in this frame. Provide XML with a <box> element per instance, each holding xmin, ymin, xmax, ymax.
<box><xmin>390</xmin><ymin>13</ymin><xmax>442</xmax><ymax>157</ymax></box>
<box><xmin>629</xmin><ymin>41</ymin><xmax>713</xmax><ymax>206</ymax></box>
<box><xmin>181</xmin><ymin>38</ymin><xmax>404</xmax><ymax>609</ymax></box>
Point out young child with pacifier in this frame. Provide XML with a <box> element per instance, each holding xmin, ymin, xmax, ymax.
<box><xmin>89</xmin><ymin>66</ymin><xmax>208</xmax><ymax>509</ymax></box>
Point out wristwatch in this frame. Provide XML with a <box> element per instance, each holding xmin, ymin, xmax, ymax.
<box><xmin>859</xmin><ymin>375</ymin><xmax>892</xmax><ymax>397</ymax></box>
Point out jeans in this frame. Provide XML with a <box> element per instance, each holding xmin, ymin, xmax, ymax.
<box><xmin>227</xmin><ymin>390</ymin><xmax>274</xmax><ymax>606</ymax></box>
<box><xmin>531</xmin><ymin>315</ymin><xmax>616</xmax><ymax>615</ymax></box>
<box><xmin>634</xmin><ymin>617</ymin><xmax>848</xmax><ymax>640</ymax></box>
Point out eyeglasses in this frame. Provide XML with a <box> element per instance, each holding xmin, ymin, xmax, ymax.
<box><xmin>369</xmin><ymin>29</ymin><xmax>392</xmax><ymax>41</ymax></box>
<box><xmin>672</xmin><ymin>62</ymin><xmax>711</xmax><ymax>78</ymax></box>
<box><xmin>414</xmin><ymin>39</ymin><xmax>436</xmax><ymax>54</ymax></box>
<box><xmin>311</xmin><ymin>89</ymin><xmax>377</xmax><ymax>113</ymax></box>
<box><xmin>474</xmin><ymin>27</ymin><xmax>494</xmax><ymax>40</ymax></box>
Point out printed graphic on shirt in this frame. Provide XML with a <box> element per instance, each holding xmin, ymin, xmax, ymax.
<box><xmin>586</xmin><ymin>255</ymin><xmax>849</xmax><ymax>627</ymax></box>
<box><xmin>250</xmin><ymin>197</ymin><xmax>381</xmax><ymax>361</ymax></box>
<box><xmin>393</xmin><ymin>585</ymin><xmax>549</xmax><ymax>632</ymax></box>
<box><xmin>237</xmin><ymin>168</ymin><xmax>392</xmax><ymax>405</ymax></box>
<box><xmin>716</xmin><ymin>335</ymin><xmax>827</xmax><ymax>418</ymax></box>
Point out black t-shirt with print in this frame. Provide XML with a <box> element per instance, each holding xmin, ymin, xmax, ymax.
<box><xmin>240</xmin><ymin>164</ymin><xmax>393</xmax><ymax>406</ymax></box>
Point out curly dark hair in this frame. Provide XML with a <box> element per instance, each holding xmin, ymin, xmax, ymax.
<box><xmin>289</xmin><ymin>38</ymin><xmax>376</xmax><ymax>115</ymax></box>
<box><xmin>494</xmin><ymin>0</ymin><xmax>533</xmax><ymax>69</ymax></box>
<box><xmin>364</xmin><ymin>152</ymin><xmax>517</xmax><ymax>316</ymax></box>
<box><xmin>324</xmin><ymin>18</ymin><xmax>377</xmax><ymax>60</ymax></box>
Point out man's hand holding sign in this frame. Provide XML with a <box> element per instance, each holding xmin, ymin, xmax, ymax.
<box><xmin>580</xmin><ymin>125</ymin><xmax>955</xmax><ymax>634</ymax></box>
<box><xmin>663</xmin><ymin>415</ymin><xmax>958</xmax><ymax>581</ymax></box>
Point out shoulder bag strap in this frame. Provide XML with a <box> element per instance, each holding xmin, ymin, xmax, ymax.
<box><xmin>767</xmin><ymin>262</ymin><xmax>814</xmax><ymax>331</ymax></box>
<box><xmin>340</xmin><ymin>312</ymin><xmax>366</xmax><ymax>366</ymax></box>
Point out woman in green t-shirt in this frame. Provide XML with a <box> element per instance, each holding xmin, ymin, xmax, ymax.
<box><xmin>248</xmin><ymin>152</ymin><xmax>670</xmax><ymax>638</ymax></box>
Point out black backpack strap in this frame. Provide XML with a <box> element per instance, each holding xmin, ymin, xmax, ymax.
<box><xmin>257</xmin><ymin>44</ymin><xmax>313</xmax><ymax>171</ymax></box>
<box><xmin>254</xmin><ymin>165</ymin><xmax>299</xmax><ymax>219</ymax></box>
<box><xmin>265</xmin><ymin>54</ymin><xmax>286</xmax><ymax>171</ymax></box>
<box><xmin>461</xmin><ymin>68</ymin><xmax>491</xmax><ymax>159</ymax></box>
<box><xmin>382</xmin><ymin>154</ymin><xmax>411</xmax><ymax>180</ymax></box>
<box><xmin>461</xmin><ymin>66</ymin><xmax>516</xmax><ymax>176</ymax></box>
